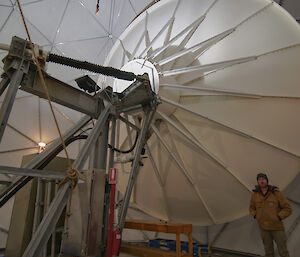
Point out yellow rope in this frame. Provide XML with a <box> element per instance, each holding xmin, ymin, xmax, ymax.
<box><xmin>58</xmin><ymin>167</ymin><xmax>86</xmax><ymax>228</ymax></box>
<box><xmin>16</xmin><ymin>0</ymin><xmax>84</xmax><ymax>229</ymax></box>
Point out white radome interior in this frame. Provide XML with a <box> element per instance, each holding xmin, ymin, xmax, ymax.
<box><xmin>0</xmin><ymin>0</ymin><xmax>300</xmax><ymax>252</ymax></box>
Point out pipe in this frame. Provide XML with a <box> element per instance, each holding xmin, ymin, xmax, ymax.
<box><xmin>0</xmin><ymin>43</ymin><xmax>9</xmax><ymax>51</ymax></box>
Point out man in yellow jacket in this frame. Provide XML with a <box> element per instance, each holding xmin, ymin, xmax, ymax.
<box><xmin>249</xmin><ymin>173</ymin><xmax>292</xmax><ymax>257</ymax></box>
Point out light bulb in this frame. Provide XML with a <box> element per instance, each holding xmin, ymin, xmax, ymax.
<box><xmin>38</xmin><ymin>142</ymin><xmax>46</xmax><ymax>147</ymax></box>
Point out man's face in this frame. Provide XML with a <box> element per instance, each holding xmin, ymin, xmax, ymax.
<box><xmin>257</xmin><ymin>177</ymin><xmax>268</xmax><ymax>188</ymax></box>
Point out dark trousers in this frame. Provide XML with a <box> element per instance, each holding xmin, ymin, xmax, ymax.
<box><xmin>260</xmin><ymin>229</ymin><xmax>290</xmax><ymax>257</ymax></box>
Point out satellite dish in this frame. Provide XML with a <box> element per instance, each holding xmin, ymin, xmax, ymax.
<box><xmin>102</xmin><ymin>0</ymin><xmax>300</xmax><ymax>225</ymax></box>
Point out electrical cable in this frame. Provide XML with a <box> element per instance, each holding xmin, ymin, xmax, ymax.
<box><xmin>0</xmin><ymin>135</ymin><xmax>88</xmax><ymax>208</ymax></box>
<box><xmin>78</xmin><ymin>127</ymin><xmax>93</xmax><ymax>136</ymax></box>
<box><xmin>108</xmin><ymin>131</ymin><xmax>139</xmax><ymax>154</ymax></box>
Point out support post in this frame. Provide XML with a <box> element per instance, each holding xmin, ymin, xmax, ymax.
<box><xmin>188</xmin><ymin>232</ymin><xmax>193</xmax><ymax>257</ymax></box>
<box><xmin>118</xmin><ymin>108</ymin><xmax>155</xmax><ymax>232</ymax></box>
<box><xmin>0</xmin><ymin>76</ymin><xmax>10</xmax><ymax>96</ymax></box>
<box><xmin>102</xmin><ymin>117</ymin><xmax>117</xmax><ymax>256</ymax></box>
<box><xmin>89</xmin><ymin>118</ymin><xmax>109</xmax><ymax>169</ymax></box>
<box><xmin>0</xmin><ymin>67</ymin><xmax>24</xmax><ymax>143</ymax></box>
<box><xmin>86</xmin><ymin>116</ymin><xmax>110</xmax><ymax>256</ymax></box>
<box><xmin>106</xmin><ymin>168</ymin><xmax>117</xmax><ymax>257</ymax></box>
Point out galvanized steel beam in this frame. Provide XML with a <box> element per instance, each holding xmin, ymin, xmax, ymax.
<box><xmin>22</xmin><ymin>105</ymin><xmax>111</xmax><ymax>257</ymax></box>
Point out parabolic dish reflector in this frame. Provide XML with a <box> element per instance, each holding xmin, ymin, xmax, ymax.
<box><xmin>102</xmin><ymin>0</ymin><xmax>300</xmax><ymax>225</ymax></box>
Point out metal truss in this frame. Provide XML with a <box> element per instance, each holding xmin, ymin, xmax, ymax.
<box><xmin>0</xmin><ymin>36</ymin><xmax>158</xmax><ymax>257</ymax></box>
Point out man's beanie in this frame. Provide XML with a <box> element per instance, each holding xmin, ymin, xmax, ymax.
<box><xmin>257</xmin><ymin>173</ymin><xmax>268</xmax><ymax>183</ymax></box>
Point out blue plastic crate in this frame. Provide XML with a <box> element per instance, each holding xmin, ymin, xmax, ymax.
<box><xmin>149</xmin><ymin>239</ymin><xmax>209</xmax><ymax>256</ymax></box>
<box><xmin>149</xmin><ymin>238</ymin><xmax>176</xmax><ymax>251</ymax></box>
<box><xmin>181</xmin><ymin>241</ymin><xmax>209</xmax><ymax>255</ymax></box>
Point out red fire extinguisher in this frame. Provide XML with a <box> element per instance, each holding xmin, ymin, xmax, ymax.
<box><xmin>112</xmin><ymin>229</ymin><xmax>121</xmax><ymax>256</ymax></box>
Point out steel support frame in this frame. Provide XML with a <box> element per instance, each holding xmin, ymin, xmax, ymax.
<box><xmin>22</xmin><ymin>104</ymin><xmax>111</xmax><ymax>257</ymax></box>
<box><xmin>22</xmin><ymin>182</ymin><xmax>71</xmax><ymax>257</ymax></box>
<box><xmin>0</xmin><ymin>165</ymin><xmax>65</xmax><ymax>180</ymax></box>
<box><xmin>118</xmin><ymin>107</ymin><xmax>156</xmax><ymax>232</ymax></box>
<box><xmin>0</xmin><ymin>178</ymin><xmax>11</xmax><ymax>185</ymax></box>
<box><xmin>0</xmin><ymin>37</ymin><xmax>32</xmax><ymax>143</ymax></box>
<box><xmin>102</xmin><ymin>116</ymin><xmax>117</xmax><ymax>256</ymax></box>
<box><xmin>1</xmin><ymin>39</ymin><xmax>102</xmax><ymax>120</ymax></box>
<box><xmin>20</xmin><ymin>70</ymin><xmax>102</xmax><ymax>118</ymax></box>
<box><xmin>0</xmin><ymin>63</ymin><xmax>25</xmax><ymax>143</ymax></box>
<box><xmin>0</xmin><ymin>76</ymin><xmax>10</xmax><ymax>96</ymax></box>
<box><xmin>86</xmin><ymin>112</ymin><xmax>110</xmax><ymax>255</ymax></box>
<box><xmin>0</xmin><ymin>37</ymin><xmax>158</xmax><ymax>257</ymax></box>
<box><xmin>118</xmin><ymin>114</ymin><xmax>140</xmax><ymax>131</ymax></box>
<box><xmin>0</xmin><ymin>115</ymin><xmax>91</xmax><ymax>200</ymax></box>
<box><xmin>89</xmin><ymin>117</ymin><xmax>109</xmax><ymax>170</ymax></box>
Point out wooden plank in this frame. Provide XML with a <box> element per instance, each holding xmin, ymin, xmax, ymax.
<box><xmin>124</xmin><ymin>219</ymin><xmax>192</xmax><ymax>234</ymax></box>
<box><xmin>188</xmin><ymin>232</ymin><xmax>193</xmax><ymax>257</ymax></box>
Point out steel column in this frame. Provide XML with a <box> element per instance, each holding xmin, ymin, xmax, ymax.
<box><xmin>0</xmin><ymin>67</ymin><xmax>24</xmax><ymax>142</ymax></box>
<box><xmin>89</xmin><ymin>118</ymin><xmax>109</xmax><ymax>169</ymax></box>
<box><xmin>86</xmin><ymin>110</ymin><xmax>110</xmax><ymax>256</ymax></box>
<box><xmin>102</xmin><ymin>117</ymin><xmax>117</xmax><ymax>257</ymax></box>
<box><xmin>72</xmin><ymin>104</ymin><xmax>111</xmax><ymax>170</ymax></box>
<box><xmin>32</xmin><ymin>178</ymin><xmax>43</xmax><ymax>233</ymax></box>
<box><xmin>118</xmin><ymin>108</ymin><xmax>155</xmax><ymax>232</ymax></box>
<box><xmin>0</xmin><ymin>76</ymin><xmax>10</xmax><ymax>96</ymax></box>
<box><xmin>50</xmin><ymin>182</ymin><xmax>58</xmax><ymax>257</ymax></box>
